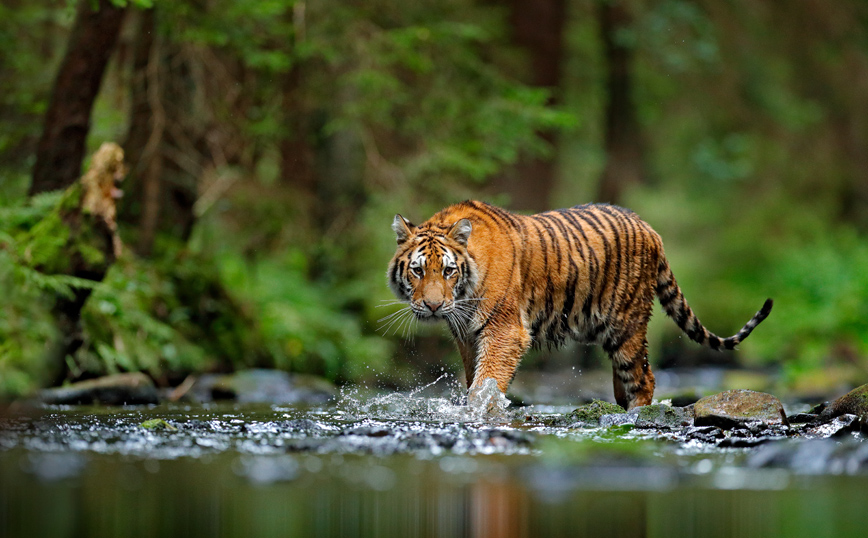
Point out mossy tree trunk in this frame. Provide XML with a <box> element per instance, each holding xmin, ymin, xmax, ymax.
<box><xmin>21</xmin><ymin>144</ymin><xmax>127</xmax><ymax>384</ymax></box>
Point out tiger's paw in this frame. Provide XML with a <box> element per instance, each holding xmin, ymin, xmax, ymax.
<box><xmin>467</xmin><ymin>378</ymin><xmax>510</xmax><ymax>417</ymax></box>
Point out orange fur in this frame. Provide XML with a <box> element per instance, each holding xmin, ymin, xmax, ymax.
<box><xmin>387</xmin><ymin>201</ymin><xmax>772</xmax><ymax>409</ymax></box>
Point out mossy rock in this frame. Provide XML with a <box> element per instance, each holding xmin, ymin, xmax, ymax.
<box><xmin>818</xmin><ymin>383</ymin><xmax>868</xmax><ymax>421</ymax></box>
<box><xmin>567</xmin><ymin>399</ymin><xmax>625</xmax><ymax>425</ymax></box>
<box><xmin>634</xmin><ymin>404</ymin><xmax>691</xmax><ymax>429</ymax></box>
<box><xmin>694</xmin><ymin>389</ymin><xmax>787</xmax><ymax>428</ymax></box>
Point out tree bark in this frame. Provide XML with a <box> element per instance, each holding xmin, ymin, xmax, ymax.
<box><xmin>29</xmin><ymin>0</ymin><xmax>127</xmax><ymax>196</ymax></box>
<box><xmin>488</xmin><ymin>0</ymin><xmax>566</xmax><ymax>212</ymax></box>
<box><xmin>120</xmin><ymin>8</ymin><xmax>165</xmax><ymax>257</ymax></box>
<box><xmin>597</xmin><ymin>0</ymin><xmax>646</xmax><ymax>204</ymax></box>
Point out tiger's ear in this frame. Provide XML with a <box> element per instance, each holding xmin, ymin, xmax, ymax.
<box><xmin>448</xmin><ymin>218</ymin><xmax>472</xmax><ymax>246</ymax></box>
<box><xmin>392</xmin><ymin>214</ymin><xmax>415</xmax><ymax>244</ymax></box>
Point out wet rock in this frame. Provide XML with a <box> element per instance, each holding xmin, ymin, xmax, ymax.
<box><xmin>567</xmin><ymin>400</ymin><xmax>625</xmax><ymax>425</ymax></box>
<box><xmin>693</xmin><ymin>390</ymin><xmax>788</xmax><ymax>429</ymax></box>
<box><xmin>717</xmin><ymin>436</ymin><xmax>775</xmax><ymax>448</ymax></box>
<box><xmin>682</xmin><ymin>426</ymin><xmax>725</xmax><ymax>444</ymax></box>
<box><xmin>803</xmin><ymin>414</ymin><xmax>861</xmax><ymax>439</ymax></box>
<box><xmin>632</xmin><ymin>404</ymin><xmax>692</xmax><ymax>429</ymax></box>
<box><xmin>430</xmin><ymin>433</ymin><xmax>457</xmax><ymax>450</ymax></box>
<box><xmin>817</xmin><ymin>383</ymin><xmax>868</xmax><ymax>422</ymax></box>
<box><xmin>189</xmin><ymin>369</ymin><xmax>336</xmax><ymax>404</ymax></box>
<box><xmin>39</xmin><ymin>373</ymin><xmax>159</xmax><ymax>406</ymax></box>
<box><xmin>342</xmin><ymin>426</ymin><xmax>391</xmax><ymax>438</ymax></box>
<box><xmin>787</xmin><ymin>413</ymin><xmax>818</xmax><ymax>424</ymax></box>
<box><xmin>279</xmin><ymin>419</ymin><xmax>321</xmax><ymax>432</ymax></box>
<box><xmin>284</xmin><ymin>438</ymin><xmax>331</xmax><ymax>452</ymax></box>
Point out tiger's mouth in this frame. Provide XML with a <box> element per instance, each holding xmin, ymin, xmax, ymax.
<box><xmin>412</xmin><ymin>300</ymin><xmax>451</xmax><ymax>320</ymax></box>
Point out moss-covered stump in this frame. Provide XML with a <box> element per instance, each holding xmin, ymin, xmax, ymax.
<box><xmin>39</xmin><ymin>372</ymin><xmax>159</xmax><ymax>405</ymax></box>
<box><xmin>20</xmin><ymin>142</ymin><xmax>127</xmax><ymax>384</ymax></box>
<box><xmin>817</xmin><ymin>383</ymin><xmax>868</xmax><ymax>421</ymax></box>
<box><xmin>694</xmin><ymin>390</ymin><xmax>788</xmax><ymax>429</ymax></box>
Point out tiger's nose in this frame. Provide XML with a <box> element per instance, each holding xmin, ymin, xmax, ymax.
<box><xmin>424</xmin><ymin>300</ymin><xmax>443</xmax><ymax>313</ymax></box>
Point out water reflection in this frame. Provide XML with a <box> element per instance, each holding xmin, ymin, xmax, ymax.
<box><xmin>3</xmin><ymin>451</ymin><xmax>867</xmax><ymax>538</ymax></box>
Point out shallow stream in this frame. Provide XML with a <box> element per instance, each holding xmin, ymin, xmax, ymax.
<box><xmin>2</xmin><ymin>376</ymin><xmax>867</xmax><ymax>537</ymax></box>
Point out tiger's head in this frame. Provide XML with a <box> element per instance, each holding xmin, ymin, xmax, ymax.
<box><xmin>387</xmin><ymin>214</ymin><xmax>478</xmax><ymax>321</ymax></box>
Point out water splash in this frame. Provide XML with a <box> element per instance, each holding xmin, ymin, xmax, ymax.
<box><xmin>336</xmin><ymin>374</ymin><xmax>513</xmax><ymax>423</ymax></box>
<box><xmin>467</xmin><ymin>378</ymin><xmax>510</xmax><ymax>418</ymax></box>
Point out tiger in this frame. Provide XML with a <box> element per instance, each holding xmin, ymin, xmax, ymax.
<box><xmin>387</xmin><ymin>200</ymin><xmax>773</xmax><ymax>410</ymax></box>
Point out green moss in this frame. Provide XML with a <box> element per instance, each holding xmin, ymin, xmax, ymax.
<box><xmin>141</xmin><ymin>418</ymin><xmax>177</xmax><ymax>431</ymax></box>
<box><xmin>635</xmin><ymin>404</ymin><xmax>688</xmax><ymax>428</ymax></box>
<box><xmin>568</xmin><ymin>399</ymin><xmax>625</xmax><ymax>424</ymax></box>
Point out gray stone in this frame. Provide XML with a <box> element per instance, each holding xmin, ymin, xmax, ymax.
<box><xmin>693</xmin><ymin>389</ymin><xmax>788</xmax><ymax>429</ymax></box>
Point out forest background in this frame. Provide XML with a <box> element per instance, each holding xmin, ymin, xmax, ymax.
<box><xmin>1</xmin><ymin>0</ymin><xmax>867</xmax><ymax>400</ymax></box>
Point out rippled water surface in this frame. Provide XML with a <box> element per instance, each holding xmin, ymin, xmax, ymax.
<box><xmin>2</xmin><ymin>378</ymin><xmax>867</xmax><ymax>538</ymax></box>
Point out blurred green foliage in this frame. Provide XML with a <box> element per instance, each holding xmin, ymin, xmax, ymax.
<box><xmin>2</xmin><ymin>0</ymin><xmax>868</xmax><ymax>398</ymax></box>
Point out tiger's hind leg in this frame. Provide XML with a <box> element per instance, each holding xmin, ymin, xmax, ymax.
<box><xmin>605</xmin><ymin>329</ymin><xmax>656</xmax><ymax>410</ymax></box>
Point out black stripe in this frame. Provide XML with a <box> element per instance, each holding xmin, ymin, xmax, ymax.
<box><xmin>534</xmin><ymin>222</ymin><xmax>549</xmax><ymax>272</ymax></box>
<box><xmin>390</xmin><ymin>262</ymin><xmax>401</xmax><ymax>285</ymax></box>
<box><xmin>560</xmin><ymin>270</ymin><xmax>578</xmax><ymax>335</ymax></box>
<box><xmin>575</xmin><ymin>210</ymin><xmax>611</xmax><ymax>315</ymax></box>
<box><xmin>536</xmin><ymin>215</ymin><xmax>563</xmax><ymax>269</ymax></box>
<box><xmin>543</xmin><ymin>281</ymin><xmax>555</xmax><ymax>323</ymax></box>
<box><xmin>595</xmin><ymin>209</ymin><xmax>624</xmax><ymax>320</ymax></box>
<box><xmin>674</xmin><ymin>302</ymin><xmax>688</xmax><ymax>327</ymax></box>
<box><xmin>620</xmin><ymin>218</ymin><xmax>647</xmax><ymax>312</ymax></box>
<box><xmin>554</xmin><ymin>209</ymin><xmax>588</xmax><ymax>263</ymax></box>
<box><xmin>606</xmin><ymin>208</ymin><xmax>638</xmax><ymax>314</ymax></box>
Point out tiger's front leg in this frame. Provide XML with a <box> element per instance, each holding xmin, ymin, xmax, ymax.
<box><xmin>465</xmin><ymin>315</ymin><xmax>531</xmax><ymax>398</ymax></box>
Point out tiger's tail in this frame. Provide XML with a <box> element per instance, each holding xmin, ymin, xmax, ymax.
<box><xmin>655</xmin><ymin>258</ymin><xmax>773</xmax><ymax>350</ymax></box>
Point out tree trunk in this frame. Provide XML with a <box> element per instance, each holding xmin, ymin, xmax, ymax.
<box><xmin>29</xmin><ymin>0</ymin><xmax>127</xmax><ymax>196</ymax></box>
<box><xmin>597</xmin><ymin>0</ymin><xmax>646</xmax><ymax>204</ymax></box>
<box><xmin>120</xmin><ymin>8</ymin><xmax>166</xmax><ymax>257</ymax></box>
<box><xmin>488</xmin><ymin>0</ymin><xmax>566</xmax><ymax>212</ymax></box>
